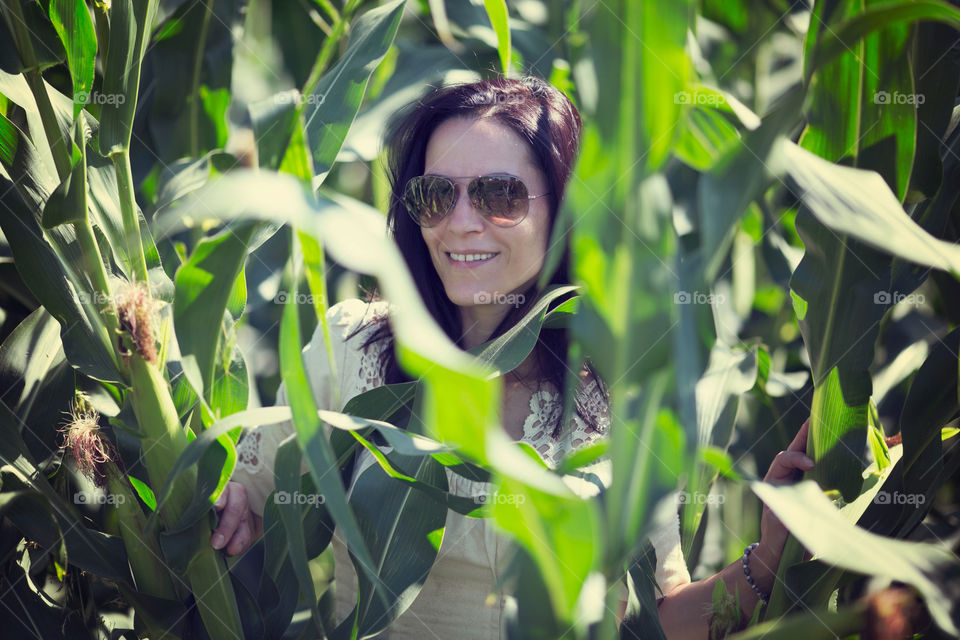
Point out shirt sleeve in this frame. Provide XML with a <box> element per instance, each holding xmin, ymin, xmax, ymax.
<box><xmin>231</xmin><ymin>298</ymin><xmax>387</xmax><ymax>516</ymax></box>
<box><xmin>649</xmin><ymin>510</ymin><xmax>691</xmax><ymax>597</ymax></box>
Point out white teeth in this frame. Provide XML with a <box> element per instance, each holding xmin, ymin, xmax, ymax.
<box><xmin>449</xmin><ymin>252</ymin><xmax>497</xmax><ymax>262</ymax></box>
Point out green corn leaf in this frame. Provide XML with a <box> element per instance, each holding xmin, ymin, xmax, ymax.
<box><xmin>272</xmin><ymin>436</ymin><xmax>325</xmax><ymax>637</ymax></box>
<box><xmin>673</xmin><ymin>104</ymin><xmax>742</xmax><ymax>171</ymax></box>
<box><xmin>0</xmin><ymin>68</ymin><xmax>73</xmax><ymax>184</ymax></box>
<box><xmin>482</xmin><ymin>0</ymin><xmax>510</xmax><ymax>75</ymax></box>
<box><xmin>48</xmin><ymin>0</ymin><xmax>96</xmax><ymax>118</ymax></box>
<box><xmin>41</xmin><ymin>118</ymin><xmax>89</xmax><ymax>229</ymax></box>
<box><xmin>0</xmin><ymin>160</ymin><xmax>117</xmax><ymax>379</ymax></box>
<box><xmin>754</xmin><ymin>480</ymin><xmax>960</xmax><ymax>637</ymax></box>
<box><xmin>867</xmin><ymin>424</ymin><xmax>891</xmax><ymax>473</ymax></box>
<box><xmin>174</xmin><ymin>222</ymin><xmax>257</xmax><ymax>405</ymax></box>
<box><xmin>908</xmin><ymin>20</ymin><xmax>960</xmax><ymax>201</ymax></box>
<box><xmin>279</xmin><ymin>239</ymin><xmax>392</xmax><ymax>617</ymax></box>
<box><xmin>894</xmin><ymin>329</ymin><xmax>960</xmax><ymax>536</ymax></box>
<box><xmin>304</xmin><ymin>0</ymin><xmax>405</xmax><ymax>186</ymax></box>
<box><xmin>142</xmin><ymin>0</ymin><xmax>242</xmax><ymax>162</ymax></box>
<box><xmin>0</xmin><ymin>0</ymin><xmax>66</xmax><ymax>73</ymax></box>
<box><xmin>619</xmin><ymin>542</ymin><xmax>669</xmax><ymax>638</ymax></box>
<box><xmin>698</xmin><ymin>86</ymin><xmax>804</xmax><ymax>282</ymax></box>
<box><xmin>801</xmin><ymin>0</ymin><xmax>918</xmax><ymax>202</ymax></box>
<box><xmin>492</xmin><ymin>472</ymin><xmax>602</xmax><ymax>627</ymax></box>
<box><xmin>781</xmin><ymin>140</ymin><xmax>960</xmax><ymax>276</ymax></box>
<box><xmin>0</xmin><ymin>394</ymin><xmax>133</xmax><ymax>586</ymax></box>
<box><xmin>807</xmin><ymin>1</ymin><xmax>960</xmax><ymax>81</ymax></box>
<box><xmin>344</xmin><ymin>452</ymin><xmax>448</xmax><ymax>638</ymax></box>
<box><xmin>128</xmin><ymin>475</ymin><xmax>157</xmax><ymax>511</ymax></box>
<box><xmin>0</xmin><ymin>308</ymin><xmax>75</xmax><ymax>463</ymax></box>
<box><xmin>468</xmin><ymin>285</ymin><xmax>579</xmax><ymax>376</ymax></box>
<box><xmin>633</xmin><ymin>0</ymin><xmax>691</xmax><ymax>175</ymax></box>
<box><xmin>99</xmin><ymin>0</ymin><xmax>159</xmax><ymax>155</ymax></box>
<box><xmin>682</xmin><ymin>344</ymin><xmax>757</xmax><ymax>556</ymax></box>
<box><xmin>729</xmin><ymin>605</ymin><xmax>865</xmax><ymax>639</ymax></box>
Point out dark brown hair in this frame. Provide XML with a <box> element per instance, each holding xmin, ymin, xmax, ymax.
<box><xmin>356</xmin><ymin>76</ymin><xmax>606</xmax><ymax>437</ymax></box>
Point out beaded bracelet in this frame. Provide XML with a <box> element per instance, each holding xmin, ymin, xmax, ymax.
<box><xmin>741</xmin><ymin>542</ymin><xmax>769</xmax><ymax>605</ymax></box>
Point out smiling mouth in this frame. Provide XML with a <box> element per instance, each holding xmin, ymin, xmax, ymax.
<box><xmin>445</xmin><ymin>252</ymin><xmax>499</xmax><ymax>264</ymax></box>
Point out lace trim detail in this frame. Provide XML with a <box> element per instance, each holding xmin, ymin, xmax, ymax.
<box><xmin>357</xmin><ymin>337</ymin><xmax>386</xmax><ymax>394</ymax></box>
<box><xmin>523</xmin><ymin>388</ymin><xmax>565</xmax><ymax>462</ymax></box>
<box><xmin>236</xmin><ymin>431</ymin><xmax>263</xmax><ymax>474</ymax></box>
<box><xmin>522</xmin><ymin>376</ymin><xmax>610</xmax><ymax>467</ymax></box>
<box><xmin>350</xmin><ymin>301</ymin><xmax>391</xmax><ymax>395</ymax></box>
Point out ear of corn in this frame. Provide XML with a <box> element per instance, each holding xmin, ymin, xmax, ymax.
<box><xmin>128</xmin><ymin>353</ymin><xmax>243</xmax><ymax>639</ymax></box>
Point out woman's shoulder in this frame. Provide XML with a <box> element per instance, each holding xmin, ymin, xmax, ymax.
<box><xmin>324</xmin><ymin>297</ymin><xmax>392</xmax><ymax>343</ymax></box>
<box><xmin>302</xmin><ymin>297</ymin><xmax>391</xmax><ymax>377</ymax></box>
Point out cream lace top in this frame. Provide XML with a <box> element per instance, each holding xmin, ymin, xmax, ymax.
<box><xmin>233</xmin><ymin>298</ymin><xmax>690</xmax><ymax>638</ymax></box>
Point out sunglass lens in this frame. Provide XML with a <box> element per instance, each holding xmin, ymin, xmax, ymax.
<box><xmin>405</xmin><ymin>176</ymin><xmax>455</xmax><ymax>226</ymax></box>
<box><xmin>469</xmin><ymin>176</ymin><xmax>529</xmax><ymax>225</ymax></box>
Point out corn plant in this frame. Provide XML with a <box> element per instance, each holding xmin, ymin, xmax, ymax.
<box><xmin>0</xmin><ymin>0</ymin><xmax>405</xmax><ymax>636</ymax></box>
<box><xmin>2</xmin><ymin>1</ymin><xmax>960</xmax><ymax>639</ymax></box>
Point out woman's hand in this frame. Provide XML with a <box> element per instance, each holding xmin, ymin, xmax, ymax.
<box><xmin>757</xmin><ymin>418</ymin><xmax>814</xmax><ymax>562</ymax></box>
<box><xmin>211</xmin><ymin>481</ymin><xmax>263</xmax><ymax>556</ymax></box>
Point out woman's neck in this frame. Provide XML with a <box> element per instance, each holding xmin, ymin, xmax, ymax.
<box><xmin>458</xmin><ymin>303</ymin><xmax>514</xmax><ymax>350</ymax></box>
<box><xmin>457</xmin><ymin>302</ymin><xmax>543</xmax><ymax>387</ymax></box>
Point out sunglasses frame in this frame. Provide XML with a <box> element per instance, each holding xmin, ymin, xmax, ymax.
<box><xmin>403</xmin><ymin>173</ymin><xmax>549</xmax><ymax>228</ymax></box>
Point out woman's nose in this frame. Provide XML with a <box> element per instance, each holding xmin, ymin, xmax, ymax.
<box><xmin>444</xmin><ymin>183</ymin><xmax>485</xmax><ymax>233</ymax></box>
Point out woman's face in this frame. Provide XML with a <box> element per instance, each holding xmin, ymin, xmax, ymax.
<box><xmin>419</xmin><ymin>117</ymin><xmax>551</xmax><ymax>310</ymax></box>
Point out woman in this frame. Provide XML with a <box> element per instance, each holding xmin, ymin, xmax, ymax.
<box><xmin>212</xmin><ymin>76</ymin><xmax>814</xmax><ymax>638</ymax></box>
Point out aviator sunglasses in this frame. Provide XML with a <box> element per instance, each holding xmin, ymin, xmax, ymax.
<box><xmin>403</xmin><ymin>173</ymin><xmax>549</xmax><ymax>228</ymax></box>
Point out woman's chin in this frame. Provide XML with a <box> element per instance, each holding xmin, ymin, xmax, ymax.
<box><xmin>444</xmin><ymin>286</ymin><xmax>498</xmax><ymax>307</ymax></box>
<box><xmin>447</xmin><ymin>292</ymin><xmax>486</xmax><ymax>307</ymax></box>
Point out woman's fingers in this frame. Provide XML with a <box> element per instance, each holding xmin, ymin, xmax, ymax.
<box><xmin>759</xmin><ymin>419</ymin><xmax>816</xmax><ymax>562</ymax></box>
<box><xmin>786</xmin><ymin>418</ymin><xmax>810</xmax><ymax>453</ymax></box>
<box><xmin>211</xmin><ymin>481</ymin><xmax>248</xmax><ymax>551</ymax></box>
<box><xmin>764</xmin><ymin>418</ymin><xmax>814</xmax><ymax>485</ymax></box>
<box><xmin>225</xmin><ymin>514</ymin><xmax>253</xmax><ymax>556</ymax></box>
<box><xmin>764</xmin><ymin>450</ymin><xmax>815</xmax><ymax>484</ymax></box>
